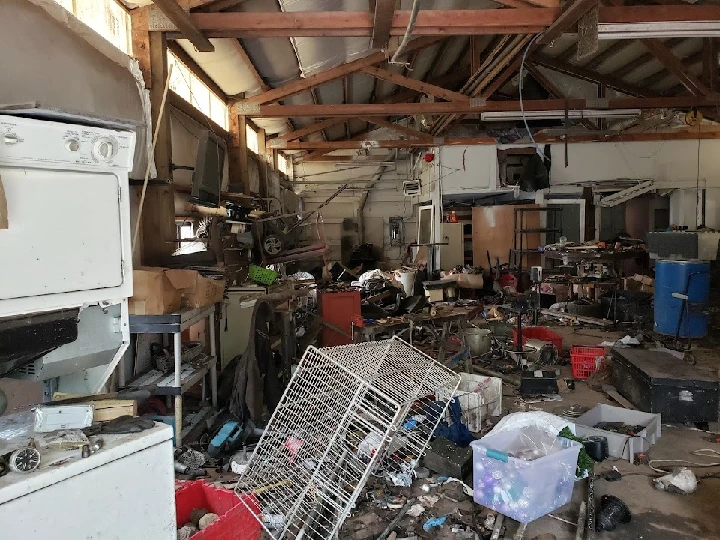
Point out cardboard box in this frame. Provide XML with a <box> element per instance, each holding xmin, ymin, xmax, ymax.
<box><xmin>624</xmin><ymin>274</ymin><xmax>654</xmax><ymax>293</ymax></box>
<box><xmin>129</xmin><ymin>267</ymin><xmax>185</xmax><ymax>315</ymax></box>
<box><xmin>181</xmin><ymin>272</ymin><xmax>225</xmax><ymax>309</ymax></box>
<box><xmin>130</xmin><ymin>267</ymin><xmax>226</xmax><ymax>315</ymax></box>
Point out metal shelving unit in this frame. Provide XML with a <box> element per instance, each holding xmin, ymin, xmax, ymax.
<box><xmin>127</xmin><ymin>305</ymin><xmax>218</xmax><ymax>446</ymax></box>
<box><xmin>512</xmin><ymin>206</ymin><xmax>564</xmax><ymax>271</ymax></box>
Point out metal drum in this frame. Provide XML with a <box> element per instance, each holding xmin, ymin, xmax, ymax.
<box><xmin>654</xmin><ymin>260</ymin><xmax>710</xmax><ymax>338</ymax></box>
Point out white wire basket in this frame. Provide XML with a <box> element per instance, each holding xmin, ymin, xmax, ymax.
<box><xmin>235</xmin><ymin>337</ymin><xmax>461</xmax><ymax>540</ymax></box>
<box><xmin>436</xmin><ymin>373</ymin><xmax>503</xmax><ymax>433</ymax></box>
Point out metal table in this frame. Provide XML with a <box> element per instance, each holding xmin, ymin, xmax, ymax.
<box><xmin>128</xmin><ymin>305</ymin><xmax>218</xmax><ymax>446</ymax></box>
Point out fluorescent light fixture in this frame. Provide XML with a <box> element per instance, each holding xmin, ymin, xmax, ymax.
<box><xmin>481</xmin><ymin>109</ymin><xmax>642</xmax><ymax>121</ymax></box>
<box><xmin>598</xmin><ymin>22</ymin><xmax>720</xmax><ymax>39</ymax></box>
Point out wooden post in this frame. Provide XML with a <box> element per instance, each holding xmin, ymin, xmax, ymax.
<box><xmin>227</xmin><ymin>108</ymin><xmax>250</xmax><ymax>194</ymax></box>
<box><xmin>136</xmin><ymin>29</ymin><xmax>176</xmax><ymax>265</ymax></box>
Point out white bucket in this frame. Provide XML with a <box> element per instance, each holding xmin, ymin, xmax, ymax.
<box><xmin>396</xmin><ymin>270</ymin><xmax>416</xmax><ymax>297</ymax></box>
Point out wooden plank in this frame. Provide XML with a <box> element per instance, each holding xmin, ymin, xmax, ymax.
<box><xmin>152</xmin><ymin>0</ymin><xmax>214</xmax><ymax>52</ymax></box>
<box><xmin>643</xmin><ymin>38</ymin><xmax>711</xmax><ymax>96</ymax></box>
<box><xmin>167</xmin><ymin>41</ymin><xmax>227</xmax><ymax>102</ymax></box>
<box><xmin>602</xmin><ymin>384</ymin><xmax>635</xmax><ymax>409</ymax></box>
<box><xmin>150</xmin><ymin>31</ymin><xmax>172</xmax><ymax>180</ymax></box>
<box><xmin>371</xmin><ymin>0</ymin><xmax>397</xmax><ymax>49</ymax></box>
<box><xmin>360</xmin><ymin>117</ymin><xmax>434</xmax><ymax>141</ymax></box>
<box><xmin>275</xmin><ymin>119</ymin><xmax>347</xmax><ymax>143</ymax></box>
<box><xmin>131</xmin><ymin>7</ymin><xmax>152</xmax><ymax>88</ymax></box>
<box><xmin>227</xmin><ymin>113</ymin><xmax>249</xmax><ymax>194</ymax></box>
<box><xmin>250</xmin><ymin>95</ymin><xmax>720</xmax><ymax>119</ymax></box>
<box><xmin>239</xmin><ymin>36</ymin><xmax>443</xmax><ymax>105</ymax></box>
<box><xmin>153</xmin><ymin>6</ymin><xmax>720</xmax><ymax>36</ymax></box>
<box><xmin>537</xmin><ymin>0</ymin><xmax>599</xmax><ymax>47</ymax></box>
<box><xmin>361</xmin><ymin>66</ymin><xmax>470</xmax><ymax>102</ymax></box>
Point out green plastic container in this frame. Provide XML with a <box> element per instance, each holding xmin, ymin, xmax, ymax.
<box><xmin>248</xmin><ymin>265</ymin><xmax>278</xmax><ymax>285</ymax></box>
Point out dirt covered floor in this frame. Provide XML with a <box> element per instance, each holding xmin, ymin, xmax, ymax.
<box><xmin>339</xmin><ymin>326</ymin><xmax>720</xmax><ymax>540</ymax></box>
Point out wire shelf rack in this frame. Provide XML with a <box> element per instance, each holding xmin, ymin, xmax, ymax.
<box><xmin>236</xmin><ymin>337</ymin><xmax>460</xmax><ymax>540</ymax></box>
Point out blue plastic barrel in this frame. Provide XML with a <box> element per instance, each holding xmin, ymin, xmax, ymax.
<box><xmin>654</xmin><ymin>260</ymin><xmax>711</xmax><ymax>338</ymax></box>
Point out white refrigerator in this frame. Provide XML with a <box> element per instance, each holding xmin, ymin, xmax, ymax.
<box><xmin>0</xmin><ymin>423</ymin><xmax>176</xmax><ymax>539</ymax></box>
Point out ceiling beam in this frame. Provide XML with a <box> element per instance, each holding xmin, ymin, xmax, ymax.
<box><xmin>237</xmin><ymin>36</ymin><xmax>442</xmax><ymax>106</ymax></box>
<box><xmin>703</xmin><ymin>38</ymin><xmax>718</xmax><ymax>93</ymax></box>
<box><xmin>537</xmin><ymin>0</ymin><xmax>599</xmax><ymax>47</ymax></box>
<box><xmin>246</xmin><ymin>95</ymin><xmax>720</xmax><ymax>118</ymax></box>
<box><xmin>643</xmin><ymin>39</ymin><xmax>711</xmax><ymax>96</ymax></box>
<box><xmin>275</xmin><ymin>119</ymin><xmax>347</xmax><ymax>142</ymax></box>
<box><xmin>360</xmin><ymin>117</ymin><xmax>434</xmax><ymax>141</ymax></box>
<box><xmin>377</xmin><ymin>70</ymin><xmax>471</xmax><ymax>104</ymax></box>
<box><xmin>371</xmin><ymin>0</ymin><xmax>397</xmax><ymax>50</ymax></box>
<box><xmin>151</xmin><ymin>0</ymin><xmax>214</xmax><ymax>52</ymax></box>
<box><xmin>167</xmin><ymin>41</ymin><xmax>227</xmax><ymax>102</ymax></box>
<box><xmin>493</xmin><ymin>0</ymin><xmax>548</xmax><ymax>8</ymax></box>
<box><xmin>533</xmin><ymin>53</ymin><xmax>650</xmax><ymax>96</ymax></box>
<box><xmin>266</xmin><ymin>127</ymin><xmax>720</xmax><ymax>150</ymax></box>
<box><xmin>362</xmin><ymin>66</ymin><xmax>470</xmax><ymax>102</ymax></box>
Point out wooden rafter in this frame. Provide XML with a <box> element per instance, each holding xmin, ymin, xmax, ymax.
<box><xmin>703</xmin><ymin>38</ymin><xmax>718</xmax><ymax>93</ymax></box>
<box><xmin>362</xmin><ymin>66</ymin><xmax>470</xmax><ymax>102</ymax></box>
<box><xmin>238</xmin><ymin>37</ymin><xmax>443</xmax><ymax>106</ymax></box>
<box><xmin>537</xmin><ymin>0</ymin><xmax>599</xmax><ymax>47</ymax></box>
<box><xmin>266</xmin><ymin>127</ymin><xmax>720</xmax><ymax>150</ymax></box>
<box><xmin>247</xmin><ymin>96</ymin><xmax>720</xmax><ymax>118</ymax></box>
<box><xmin>360</xmin><ymin>117</ymin><xmax>434</xmax><ymax>141</ymax></box>
<box><xmin>377</xmin><ymin>70</ymin><xmax>471</xmax><ymax>104</ymax></box>
<box><xmin>274</xmin><ymin>119</ymin><xmax>347</xmax><ymax>142</ymax></box>
<box><xmin>151</xmin><ymin>0</ymin><xmax>214</xmax><ymax>52</ymax></box>
<box><xmin>643</xmin><ymin>39</ymin><xmax>710</xmax><ymax>96</ymax></box>
<box><xmin>152</xmin><ymin>5</ymin><xmax>720</xmax><ymax>37</ymax></box>
<box><xmin>167</xmin><ymin>41</ymin><xmax>227</xmax><ymax>102</ymax></box>
<box><xmin>371</xmin><ymin>0</ymin><xmax>397</xmax><ymax>50</ymax></box>
<box><xmin>533</xmin><ymin>53</ymin><xmax>649</xmax><ymax>97</ymax></box>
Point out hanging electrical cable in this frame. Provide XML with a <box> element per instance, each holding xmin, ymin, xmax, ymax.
<box><xmin>519</xmin><ymin>32</ymin><xmax>547</xmax><ymax>159</ymax></box>
<box><xmin>390</xmin><ymin>0</ymin><xmax>421</xmax><ymax>65</ymax></box>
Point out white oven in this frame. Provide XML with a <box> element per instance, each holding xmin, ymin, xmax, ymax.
<box><xmin>0</xmin><ymin>114</ymin><xmax>135</xmax><ymax>318</ymax></box>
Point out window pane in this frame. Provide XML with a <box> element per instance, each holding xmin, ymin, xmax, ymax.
<box><xmin>246</xmin><ymin>125</ymin><xmax>259</xmax><ymax>154</ymax></box>
<box><xmin>55</xmin><ymin>0</ymin><xmax>131</xmax><ymax>56</ymax></box>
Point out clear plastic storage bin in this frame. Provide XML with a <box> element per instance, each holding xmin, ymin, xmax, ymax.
<box><xmin>471</xmin><ymin>428</ymin><xmax>582</xmax><ymax>523</ymax></box>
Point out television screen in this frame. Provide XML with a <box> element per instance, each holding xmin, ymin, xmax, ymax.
<box><xmin>190</xmin><ymin>130</ymin><xmax>226</xmax><ymax>207</ymax></box>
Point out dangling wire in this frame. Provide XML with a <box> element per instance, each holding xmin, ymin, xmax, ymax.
<box><xmin>519</xmin><ymin>32</ymin><xmax>547</xmax><ymax>159</ymax></box>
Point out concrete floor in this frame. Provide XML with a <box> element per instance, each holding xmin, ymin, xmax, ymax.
<box><xmin>513</xmin><ymin>325</ymin><xmax>720</xmax><ymax>540</ymax></box>
<box><xmin>341</xmin><ymin>325</ymin><xmax>720</xmax><ymax>539</ymax></box>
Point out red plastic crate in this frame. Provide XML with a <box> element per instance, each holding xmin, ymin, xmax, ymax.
<box><xmin>513</xmin><ymin>326</ymin><xmax>563</xmax><ymax>352</ymax></box>
<box><xmin>175</xmin><ymin>480</ymin><xmax>262</xmax><ymax>540</ymax></box>
<box><xmin>571</xmin><ymin>346</ymin><xmax>605</xmax><ymax>379</ymax></box>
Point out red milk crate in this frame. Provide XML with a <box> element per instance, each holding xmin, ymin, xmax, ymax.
<box><xmin>175</xmin><ymin>480</ymin><xmax>262</xmax><ymax>540</ymax></box>
<box><xmin>513</xmin><ymin>326</ymin><xmax>564</xmax><ymax>352</ymax></box>
<box><xmin>571</xmin><ymin>346</ymin><xmax>606</xmax><ymax>379</ymax></box>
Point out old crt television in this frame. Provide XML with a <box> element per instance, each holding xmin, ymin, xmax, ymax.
<box><xmin>190</xmin><ymin>130</ymin><xmax>227</xmax><ymax>207</ymax></box>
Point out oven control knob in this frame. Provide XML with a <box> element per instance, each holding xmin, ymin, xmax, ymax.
<box><xmin>92</xmin><ymin>137</ymin><xmax>117</xmax><ymax>162</ymax></box>
<box><xmin>65</xmin><ymin>139</ymin><xmax>80</xmax><ymax>152</ymax></box>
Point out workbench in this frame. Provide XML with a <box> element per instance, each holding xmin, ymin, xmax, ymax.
<box><xmin>126</xmin><ymin>305</ymin><xmax>218</xmax><ymax>446</ymax></box>
<box><xmin>354</xmin><ymin>308</ymin><xmax>473</xmax><ymax>365</ymax></box>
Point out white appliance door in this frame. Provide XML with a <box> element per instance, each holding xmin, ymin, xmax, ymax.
<box><xmin>0</xmin><ymin>167</ymin><xmax>123</xmax><ymax>300</ymax></box>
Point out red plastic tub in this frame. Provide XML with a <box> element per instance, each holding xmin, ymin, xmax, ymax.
<box><xmin>570</xmin><ymin>346</ymin><xmax>606</xmax><ymax>379</ymax></box>
<box><xmin>513</xmin><ymin>326</ymin><xmax>563</xmax><ymax>352</ymax></box>
<box><xmin>175</xmin><ymin>480</ymin><xmax>262</xmax><ymax>540</ymax></box>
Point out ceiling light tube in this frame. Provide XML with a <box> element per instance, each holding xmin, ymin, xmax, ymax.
<box><xmin>481</xmin><ymin>109</ymin><xmax>642</xmax><ymax>121</ymax></box>
<box><xmin>598</xmin><ymin>22</ymin><xmax>720</xmax><ymax>39</ymax></box>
